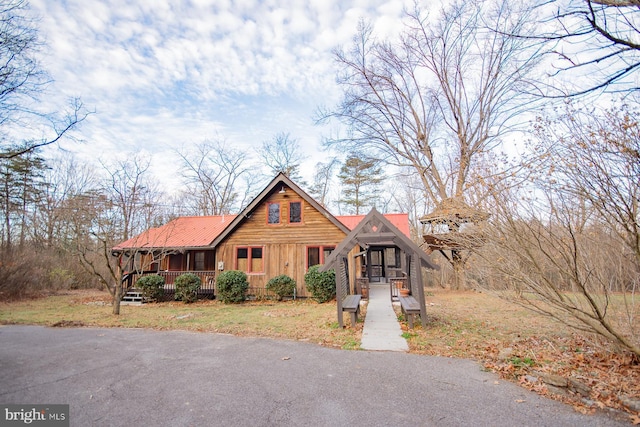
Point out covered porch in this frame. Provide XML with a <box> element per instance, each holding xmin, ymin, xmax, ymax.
<box><xmin>354</xmin><ymin>245</ymin><xmax>412</xmax><ymax>300</ymax></box>
<box><xmin>321</xmin><ymin>208</ymin><xmax>438</xmax><ymax>329</ymax></box>
<box><xmin>116</xmin><ymin>248</ymin><xmax>219</xmax><ymax>298</ymax></box>
<box><xmin>122</xmin><ymin>270</ymin><xmax>217</xmax><ymax>298</ymax></box>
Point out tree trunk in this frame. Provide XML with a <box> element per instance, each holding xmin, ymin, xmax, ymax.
<box><xmin>112</xmin><ymin>260</ymin><xmax>124</xmax><ymax>315</ymax></box>
<box><xmin>3</xmin><ymin>178</ymin><xmax>11</xmax><ymax>252</ymax></box>
<box><xmin>451</xmin><ymin>249</ymin><xmax>466</xmax><ymax>290</ymax></box>
<box><xmin>112</xmin><ymin>280</ymin><xmax>122</xmax><ymax>315</ymax></box>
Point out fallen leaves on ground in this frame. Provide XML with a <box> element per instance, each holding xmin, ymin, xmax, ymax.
<box><xmin>482</xmin><ymin>334</ymin><xmax>640</xmax><ymax>418</ymax></box>
<box><xmin>402</xmin><ymin>290</ymin><xmax>640</xmax><ymax>423</ymax></box>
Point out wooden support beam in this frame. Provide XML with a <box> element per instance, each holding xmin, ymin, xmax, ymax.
<box><xmin>337</xmin><ymin>272</ymin><xmax>344</xmax><ymax>328</ymax></box>
<box><xmin>413</xmin><ymin>251</ymin><xmax>428</xmax><ymax>328</ymax></box>
<box><xmin>357</xmin><ymin>232</ymin><xmax>397</xmax><ymax>241</ymax></box>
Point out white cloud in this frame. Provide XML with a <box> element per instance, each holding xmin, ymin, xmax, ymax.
<box><xmin>28</xmin><ymin>0</ymin><xmax>413</xmax><ymax>191</ymax></box>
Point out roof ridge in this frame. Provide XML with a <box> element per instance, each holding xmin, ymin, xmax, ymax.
<box><xmin>176</xmin><ymin>214</ymin><xmax>234</xmax><ymax>219</ymax></box>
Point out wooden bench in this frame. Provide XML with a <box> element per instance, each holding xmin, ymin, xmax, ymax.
<box><xmin>342</xmin><ymin>294</ymin><xmax>362</xmax><ymax>327</ymax></box>
<box><xmin>399</xmin><ymin>295</ymin><xmax>421</xmax><ymax>328</ymax></box>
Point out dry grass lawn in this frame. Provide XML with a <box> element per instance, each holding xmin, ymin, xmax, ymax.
<box><xmin>1</xmin><ymin>288</ymin><xmax>638</xmax><ymax>423</ymax></box>
<box><xmin>0</xmin><ymin>290</ymin><xmax>363</xmax><ymax>350</ymax></box>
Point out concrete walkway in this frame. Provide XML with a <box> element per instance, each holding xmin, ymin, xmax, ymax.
<box><xmin>360</xmin><ymin>282</ymin><xmax>409</xmax><ymax>351</ymax></box>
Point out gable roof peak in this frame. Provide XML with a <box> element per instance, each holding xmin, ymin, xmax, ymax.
<box><xmin>210</xmin><ymin>173</ymin><xmax>350</xmax><ymax>247</ymax></box>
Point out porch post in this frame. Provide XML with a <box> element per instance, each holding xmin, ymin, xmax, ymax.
<box><xmin>337</xmin><ymin>270</ymin><xmax>344</xmax><ymax>328</ymax></box>
<box><xmin>413</xmin><ymin>252</ymin><xmax>428</xmax><ymax>328</ymax></box>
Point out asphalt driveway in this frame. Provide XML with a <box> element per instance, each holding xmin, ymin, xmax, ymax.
<box><xmin>0</xmin><ymin>325</ymin><xmax>626</xmax><ymax>426</ymax></box>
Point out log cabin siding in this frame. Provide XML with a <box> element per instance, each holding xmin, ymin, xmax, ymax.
<box><xmin>216</xmin><ymin>191</ymin><xmax>347</xmax><ymax>296</ymax></box>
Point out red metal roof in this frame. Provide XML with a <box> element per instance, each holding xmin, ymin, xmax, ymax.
<box><xmin>114</xmin><ymin>212</ymin><xmax>410</xmax><ymax>251</ymax></box>
<box><xmin>113</xmin><ymin>215</ymin><xmax>237</xmax><ymax>250</ymax></box>
<box><xmin>336</xmin><ymin>213</ymin><xmax>410</xmax><ymax>237</ymax></box>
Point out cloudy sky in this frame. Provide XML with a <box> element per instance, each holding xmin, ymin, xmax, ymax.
<box><xmin>28</xmin><ymin>0</ymin><xmax>413</xmax><ymax>191</ymax></box>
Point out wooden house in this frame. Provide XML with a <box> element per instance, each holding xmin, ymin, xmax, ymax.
<box><xmin>113</xmin><ymin>173</ymin><xmax>422</xmax><ymax>298</ymax></box>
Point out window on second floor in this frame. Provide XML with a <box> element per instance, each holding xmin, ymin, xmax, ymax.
<box><xmin>267</xmin><ymin>203</ymin><xmax>280</xmax><ymax>224</ymax></box>
<box><xmin>289</xmin><ymin>201</ymin><xmax>302</xmax><ymax>224</ymax></box>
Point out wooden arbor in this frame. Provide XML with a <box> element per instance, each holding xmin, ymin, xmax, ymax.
<box><xmin>321</xmin><ymin>208</ymin><xmax>438</xmax><ymax>328</ymax></box>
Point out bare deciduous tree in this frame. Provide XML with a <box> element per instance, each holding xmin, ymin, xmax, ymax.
<box><xmin>527</xmin><ymin>0</ymin><xmax>640</xmax><ymax>96</ymax></box>
<box><xmin>389</xmin><ymin>170</ymin><xmax>431</xmax><ymax>240</ymax></box>
<box><xmin>179</xmin><ymin>139</ymin><xmax>256</xmax><ymax>215</ymax></box>
<box><xmin>318</xmin><ymin>0</ymin><xmax>540</xmax><ymax>288</ymax></box>
<box><xmin>101</xmin><ymin>155</ymin><xmax>162</xmax><ymax>241</ymax></box>
<box><xmin>533</xmin><ymin>102</ymin><xmax>640</xmax><ymax>263</ymax></box>
<box><xmin>258</xmin><ymin>132</ymin><xmax>307</xmax><ymax>184</ymax></box>
<box><xmin>0</xmin><ymin>0</ymin><xmax>88</xmax><ymax>158</ymax></box>
<box><xmin>482</xmin><ymin>191</ymin><xmax>640</xmax><ymax>356</ymax></box>
<box><xmin>34</xmin><ymin>155</ymin><xmax>98</xmax><ymax>249</ymax></box>
<box><xmin>67</xmin><ymin>190</ymin><xmax>125</xmax><ymax>313</ymax></box>
<box><xmin>478</xmin><ymin>103</ymin><xmax>640</xmax><ymax>356</ymax></box>
<box><xmin>309</xmin><ymin>157</ymin><xmax>339</xmax><ymax>208</ymax></box>
<box><xmin>70</xmin><ymin>154</ymin><xmax>163</xmax><ymax>314</ymax></box>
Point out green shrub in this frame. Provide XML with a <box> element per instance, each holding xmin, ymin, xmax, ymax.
<box><xmin>174</xmin><ymin>273</ymin><xmax>201</xmax><ymax>303</ymax></box>
<box><xmin>266</xmin><ymin>274</ymin><xmax>296</xmax><ymax>301</ymax></box>
<box><xmin>304</xmin><ymin>265</ymin><xmax>336</xmax><ymax>303</ymax></box>
<box><xmin>136</xmin><ymin>274</ymin><xmax>165</xmax><ymax>302</ymax></box>
<box><xmin>216</xmin><ymin>270</ymin><xmax>249</xmax><ymax>303</ymax></box>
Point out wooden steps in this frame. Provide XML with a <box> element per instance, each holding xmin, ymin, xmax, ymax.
<box><xmin>121</xmin><ymin>289</ymin><xmax>143</xmax><ymax>305</ymax></box>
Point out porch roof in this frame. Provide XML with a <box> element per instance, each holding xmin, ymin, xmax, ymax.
<box><xmin>336</xmin><ymin>213</ymin><xmax>410</xmax><ymax>237</ymax></box>
<box><xmin>321</xmin><ymin>208</ymin><xmax>438</xmax><ymax>272</ymax></box>
<box><xmin>113</xmin><ymin>215</ymin><xmax>237</xmax><ymax>252</ymax></box>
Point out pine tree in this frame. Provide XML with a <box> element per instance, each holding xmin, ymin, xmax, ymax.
<box><xmin>0</xmin><ymin>147</ymin><xmax>47</xmax><ymax>250</ymax></box>
<box><xmin>338</xmin><ymin>153</ymin><xmax>384</xmax><ymax>214</ymax></box>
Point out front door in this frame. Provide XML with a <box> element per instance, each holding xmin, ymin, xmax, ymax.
<box><xmin>369</xmin><ymin>248</ymin><xmax>385</xmax><ymax>282</ymax></box>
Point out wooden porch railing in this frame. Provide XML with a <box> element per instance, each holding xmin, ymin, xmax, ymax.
<box><xmin>389</xmin><ymin>277</ymin><xmax>408</xmax><ymax>300</ymax></box>
<box><xmin>122</xmin><ymin>271</ymin><xmax>217</xmax><ymax>298</ymax></box>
